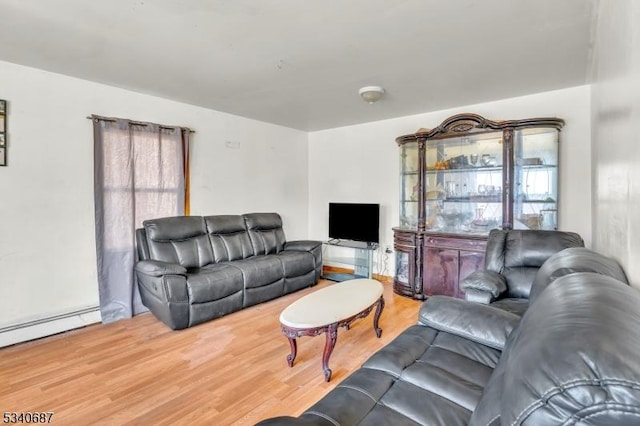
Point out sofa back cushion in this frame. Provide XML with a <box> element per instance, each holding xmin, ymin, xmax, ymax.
<box><xmin>485</xmin><ymin>229</ymin><xmax>584</xmax><ymax>298</ymax></box>
<box><xmin>497</xmin><ymin>273</ymin><xmax>640</xmax><ymax>424</ymax></box>
<box><xmin>204</xmin><ymin>215</ymin><xmax>254</xmax><ymax>262</ymax></box>
<box><xmin>528</xmin><ymin>247</ymin><xmax>628</xmax><ymax>305</ymax></box>
<box><xmin>143</xmin><ymin>216</ymin><xmax>214</xmax><ymax>268</ymax></box>
<box><xmin>243</xmin><ymin>213</ymin><xmax>286</xmax><ymax>255</ymax></box>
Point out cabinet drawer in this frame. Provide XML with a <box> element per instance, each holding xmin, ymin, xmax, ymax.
<box><xmin>424</xmin><ymin>235</ymin><xmax>487</xmax><ymax>252</ymax></box>
<box><xmin>394</xmin><ymin>231</ymin><xmax>417</xmax><ymax>247</ymax></box>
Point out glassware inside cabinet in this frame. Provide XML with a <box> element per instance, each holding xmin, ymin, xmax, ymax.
<box><xmin>399</xmin><ymin>141</ymin><xmax>419</xmax><ymax>229</ymax></box>
<box><xmin>513</xmin><ymin>127</ymin><xmax>559</xmax><ymax>230</ymax></box>
<box><xmin>424</xmin><ymin>131</ymin><xmax>504</xmax><ymax>234</ymax></box>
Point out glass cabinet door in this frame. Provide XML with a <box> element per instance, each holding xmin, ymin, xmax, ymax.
<box><xmin>424</xmin><ymin>131</ymin><xmax>504</xmax><ymax>234</ymax></box>
<box><xmin>399</xmin><ymin>141</ymin><xmax>419</xmax><ymax>229</ymax></box>
<box><xmin>395</xmin><ymin>250</ymin><xmax>410</xmax><ymax>285</ymax></box>
<box><xmin>513</xmin><ymin>128</ymin><xmax>559</xmax><ymax>230</ymax></box>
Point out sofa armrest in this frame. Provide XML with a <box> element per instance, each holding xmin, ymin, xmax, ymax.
<box><xmin>285</xmin><ymin>241</ymin><xmax>323</xmax><ymax>276</ymax></box>
<box><xmin>135</xmin><ymin>262</ymin><xmax>190</xmax><ymax>330</ymax></box>
<box><xmin>464</xmin><ymin>288</ymin><xmax>494</xmax><ymax>304</ymax></box>
<box><xmin>418</xmin><ymin>296</ymin><xmax>520</xmax><ymax>350</ymax></box>
<box><xmin>135</xmin><ymin>260</ymin><xmax>187</xmax><ymax>277</ymax></box>
<box><xmin>284</xmin><ymin>240</ymin><xmax>322</xmax><ymax>252</ymax></box>
<box><xmin>460</xmin><ymin>270</ymin><xmax>507</xmax><ymax>304</ymax></box>
<box><xmin>134</xmin><ymin>260</ymin><xmax>188</xmax><ymax>304</ymax></box>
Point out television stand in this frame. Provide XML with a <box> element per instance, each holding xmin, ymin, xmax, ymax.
<box><xmin>322</xmin><ymin>240</ymin><xmax>378</xmax><ymax>282</ymax></box>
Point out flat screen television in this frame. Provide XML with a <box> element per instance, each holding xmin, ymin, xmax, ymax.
<box><xmin>329</xmin><ymin>202</ymin><xmax>380</xmax><ymax>244</ymax></box>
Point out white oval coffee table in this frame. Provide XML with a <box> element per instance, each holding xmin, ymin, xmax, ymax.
<box><xmin>279</xmin><ymin>278</ymin><xmax>385</xmax><ymax>382</ymax></box>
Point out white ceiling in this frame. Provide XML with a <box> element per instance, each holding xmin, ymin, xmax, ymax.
<box><xmin>0</xmin><ymin>0</ymin><xmax>597</xmax><ymax>131</ymax></box>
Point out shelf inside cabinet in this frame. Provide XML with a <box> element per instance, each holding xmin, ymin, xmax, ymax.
<box><xmin>426</xmin><ymin>164</ymin><xmax>557</xmax><ymax>175</ymax></box>
<box><xmin>519</xmin><ymin>164</ymin><xmax>557</xmax><ymax>169</ymax></box>
<box><xmin>440</xmin><ymin>197</ymin><xmax>555</xmax><ymax>204</ymax></box>
<box><xmin>444</xmin><ymin>196</ymin><xmax>502</xmax><ymax>203</ymax></box>
<box><xmin>426</xmin><ymin>166</ymin><xmax>502</xmax><ymax>174</ymax></box>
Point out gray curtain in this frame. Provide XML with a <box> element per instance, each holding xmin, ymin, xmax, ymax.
<box><xmin>93</xmin><ymin>115</ymin><xmax>189</xmax><ymax>323</ymax></box>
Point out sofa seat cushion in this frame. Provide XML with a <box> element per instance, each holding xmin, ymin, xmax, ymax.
<box><xmin>489</xmin><ymin>298</ymin><xmax>528</xmax><ymax>316</ymax></box>
<box><xmin>288</xmin><ymin>324</ymin><xmax>501</xmax><ymax>426</ymax></box>
<box><xmin>229</xmin><ymin>255</ymin><xmax>284</xmax><ymax>288</ymax></box>
<box><xmin>301</xmin><ymin>369</ymin><xmax>468</xmax><ymax>426</ymax></box>
<box><xmin>277</xmin><ymin>251</ymin><xmax>315</xmax><ymax>277</ymax></box>
<box><xmin>186</xmin><ymin>264</ymin><xmax>244</xmax><ymax>303</ymax></box>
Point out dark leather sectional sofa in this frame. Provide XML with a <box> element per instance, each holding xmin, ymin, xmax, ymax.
<box><xmin>258</xmin><ymin>246</ymin><xmax>639</xmax><ymax>425</ymax></box>
<box><xmin>135</xmin><ymin>213</ymin><xmax>322</xmax><ymax>330</ymax></box>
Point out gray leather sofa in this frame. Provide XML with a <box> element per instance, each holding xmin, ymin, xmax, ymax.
<box><xmin>258</xmin><ymin>248</ymin><xmax>638</xmax><ymax>425</ymax></box>
<box><xmin>461</xmin><ymin>229</ymin><xmax>584</xmax><ymax>315</ymax></box>
<box><xmin>135</xmin><ymin>212</ymin><xmax>322</xmax><ymax>330</ymax></box>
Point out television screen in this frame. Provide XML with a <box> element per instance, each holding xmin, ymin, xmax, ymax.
<box><xmin>329</xmin><ymin>203</ymin><xmax>380</xmax><ymax>243</ymax></box>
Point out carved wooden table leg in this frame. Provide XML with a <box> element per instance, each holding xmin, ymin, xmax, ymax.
<box><xmin>286</xmin><ymin>337</ymin><xmax>297</xmax><ymax>367</ymax></box>
<box><xmin>373</xmin><ymin>296</ymin><xmax>385</xmax><ymax>338</ymax></box>
<box><xmin>322</xmin><ymin>323</ymin><xmax>339</xmax><ymax>382</ymax></box>
<box><xmin>279</xmin><ymin>279</ymin><xmax>385</xmax><ymax>382</ymax></box>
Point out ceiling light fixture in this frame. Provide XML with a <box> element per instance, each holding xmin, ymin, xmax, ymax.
<box><xmin>359</xmin><ymin>86</ymin><xmax>385</xmax><ymax>104</ymax></box>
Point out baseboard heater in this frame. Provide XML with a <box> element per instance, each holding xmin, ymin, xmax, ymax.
<box><xmin>0</xmin><ymin>305</ymin><xmax>101</xmax><ymax>348</ymax></box>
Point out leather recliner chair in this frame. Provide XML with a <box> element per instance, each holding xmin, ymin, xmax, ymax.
<box><xmin>460</xmin><ymin>229</ymin><xmax>584</xmax><ymax>315</ymax></box>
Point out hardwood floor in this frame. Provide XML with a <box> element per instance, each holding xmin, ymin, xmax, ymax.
<box><xmin>0</xmin><ymin>280</ymin><xmax>422</xmax><ymax>425</ymax></box>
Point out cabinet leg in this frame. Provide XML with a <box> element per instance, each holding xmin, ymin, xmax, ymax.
<box><xmin>322</xmin><ymin>323</ymin><xmax>338</xmax><ymax>382</ymax></box>
<box><xmin>373</xmin><ymin>296</ymin><xmax>385</xmax><ymax>338</ymax></box>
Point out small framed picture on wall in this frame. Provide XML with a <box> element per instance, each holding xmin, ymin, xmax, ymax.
<box><xmin>1</xmin><ymin>98</ymin><xmax>7</xmax><ymax>165</ymax></box>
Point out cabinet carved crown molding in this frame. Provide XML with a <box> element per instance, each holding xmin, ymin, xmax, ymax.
<box><xmin>398</xmin><ymin>113</ymin><xmax>564</xmax><ymax>144</ymax></box>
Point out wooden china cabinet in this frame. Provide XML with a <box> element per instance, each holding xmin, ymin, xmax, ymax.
<box><xmin>393</xmin><ymin>113</ymin><xmax>564</xmax><ymax>300</ymax></box>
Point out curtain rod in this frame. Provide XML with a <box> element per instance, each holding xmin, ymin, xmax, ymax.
<box><xmin>87</xmin><ymin>116</ymin><xmax>195</xmax><ymax>133</ymax></box>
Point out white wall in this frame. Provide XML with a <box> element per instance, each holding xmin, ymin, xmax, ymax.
<box><xmin>590</xmin><ymin>0</ymin><xmax>640</xmax><ymax>287</ymax></box>
<box><xmin>189</xmin><ymin>115</ymin><xmax>308</xmax><ymax>234</ymax></box>
<box><xmin>0</xmin><ymin>60</ymin><xmax>308</xmax><ymax>334</ymax></box>
<box><xmin>0</xmin><ymin>57</ymin><xmax>597</xmax><ymax>342</ymax></box>
<box><xmin>309</xmin><ymin>86</ymin><xmax>592</xmax><ymax>274</ymax></box>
